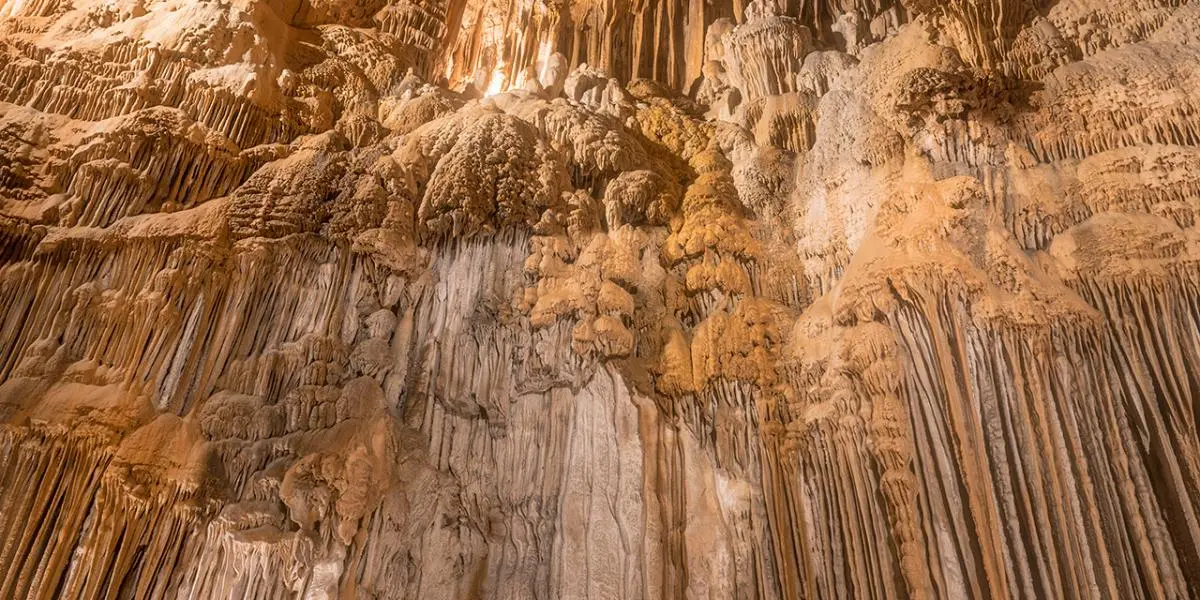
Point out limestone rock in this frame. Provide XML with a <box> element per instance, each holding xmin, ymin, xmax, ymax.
<box><xmin>2</xmin><ymin>0</ymin><xmax>1200</xmax><ymax>598</ymax></box>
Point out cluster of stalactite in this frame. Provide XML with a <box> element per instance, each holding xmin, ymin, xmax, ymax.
<box><xmin>3</xmin><ymin>0</ymin><xmax>1200</xmax><ymax>598</ymax></box>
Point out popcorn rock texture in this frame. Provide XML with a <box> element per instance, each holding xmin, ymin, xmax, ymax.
<box><xmin>2</xmin><ymin>0</ymin><xmax>1200</xmax><ymax>598</ymax></box>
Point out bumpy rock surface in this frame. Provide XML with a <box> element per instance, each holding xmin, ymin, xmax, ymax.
<box><xmin>2</xmin><ymin>0</ymin><xmax>1200</xmax><ymax>598</ymax></box>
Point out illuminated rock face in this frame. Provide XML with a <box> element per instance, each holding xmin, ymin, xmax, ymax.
<box><xmin>2</xmin><ymin>0</ymin><xmax>1200</xmax><ymax>598</ymax></box>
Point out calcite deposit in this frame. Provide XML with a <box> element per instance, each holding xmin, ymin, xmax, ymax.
<box><xmin>2</xmin><ymin>0</ymin><xmax>1200</xmax><ymax>597</ymax></box>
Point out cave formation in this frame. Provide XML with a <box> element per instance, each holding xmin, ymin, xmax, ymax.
<box><xmin>2</xmin><ymin>0</ymin><xmax>1200</xmax><ymax>598</ymax></box>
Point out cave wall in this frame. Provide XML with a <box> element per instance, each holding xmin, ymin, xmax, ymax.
<box><xmin>1</xmin><ymin>0</ymin><xmax>1200</xmax><ymax>598</ymax></box>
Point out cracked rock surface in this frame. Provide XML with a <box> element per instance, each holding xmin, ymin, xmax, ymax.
<box><xmin>2</xmin><ymin>0</ymin><xmax>1200</xmax><ymax>598</ymax></box>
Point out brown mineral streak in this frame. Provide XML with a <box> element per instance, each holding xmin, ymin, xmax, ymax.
<box><xmin>1</xmin><ymin>0</ymin><xmax>1199</xmax><ymax>597</ymax></box>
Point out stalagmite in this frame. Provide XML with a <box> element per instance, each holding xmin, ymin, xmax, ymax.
<box><xmin>2</xmin><ymin>0</ymin><xmax>1200</xmax><ymax>598</ymax></box>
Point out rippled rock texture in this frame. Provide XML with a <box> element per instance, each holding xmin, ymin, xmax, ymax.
<box><xmin>2</xmin><ymin>0</ymin><xmax>1200</xmax><ymax>598</ymax></box>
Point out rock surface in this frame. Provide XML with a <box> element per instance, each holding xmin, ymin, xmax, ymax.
<box><xmin>2</xmin><ymin>0</ymin><xmax>1200</xmax><ymax>598</ymax></box>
